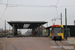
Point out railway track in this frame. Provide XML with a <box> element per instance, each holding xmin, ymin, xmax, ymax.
<box><xmin>60</xmin><ymin>41</ymin><xmax>75</xmax><ymax>50</ymax></box>
<box><xmin>54</xmin><ymin>40</ymin><xmax>75</xmax><ymax>50</ymax></box>
<box><xmin>1</xmin><ymin>37</ymin><xmax>75</xmax><ymax>50</ymax></box>
<box><xmin>54</xmin><ymin>41</ymin><xmax>64</xmax><ymax>50</ymax></box>
<box><xmin>1</xmin><ymin>38</ymin><xmax>18</xmax><ymax>50</ymax></box>
<box><xmin>0</xmin><ymin>40</ymin><xmax>7</xmax><ymax>50</ymax></box>
<box><xmin>36</xmin><ymin>37</ymin><xmax>75</xmax><ymax>50</ymax></box>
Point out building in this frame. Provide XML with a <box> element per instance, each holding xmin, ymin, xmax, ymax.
<box><xmin>39</xmin><ymin>26</ymin><xmax>46</xmax><ymax>36</ymax></box>
<box><xmin>34</xmin><ymin>26</ymin><xmax>48</xmax><ymax>36</ymax></box>
<box><xmin>63</xmin><ymin>25</ymin><xmax>75</xmax><ymax>37</ymax></box>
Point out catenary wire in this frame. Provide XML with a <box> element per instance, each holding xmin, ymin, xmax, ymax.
<box><xmin>55</xmin><ymin>0</ymin><xmax>59</xmax><ymax>17</ymax></box>
<box><xmin>0</xmin><ymin>0</ymin><xmax>9</xmax><ymax>19</ymax></box>
<box><xmin>56</xmin><ymin>0</ymin><xmax>59</xmax><ymax>6</ymax></box>
<box><xmin>0</xmin><ymin>6</ymin><xmax>7</xmax><ymax>19</ymax></box>
<box><xmin>0</xmin><ymin>0</ymin><xmax>75</xmax><ymax>20</ymax></box>
<box><xmin>0</xmin><ymin>2</ymin><xmax>75</xmax><ymax>7</ymax></box>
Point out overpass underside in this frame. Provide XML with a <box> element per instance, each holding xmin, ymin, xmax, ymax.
<box><xmin>8</xmin><ymin>21</ymin><xmax>47</xmax><ymax>36</ymax></box>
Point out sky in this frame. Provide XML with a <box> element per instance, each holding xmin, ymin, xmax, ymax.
<box><xmin>0</xmin><ymin>0</ymin><xmax>75</xmax><ymax>34</ymax></box>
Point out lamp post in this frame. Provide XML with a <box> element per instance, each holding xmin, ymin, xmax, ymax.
<box><xmin>5</xmin><ymin>20</ymin><xmax>6</xmax><ymax>36</ymax></box>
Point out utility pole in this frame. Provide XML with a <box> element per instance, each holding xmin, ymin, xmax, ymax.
<box><xmin>9</xmin><ymin>25</ymin><xmax>10</xmax><ymax>36</ymax></box>
<box><xmin>5</xmin><ymin>20</ymin><xmax>6</xmax><ymax>35</ymax></box>
<box><xmin>65</xmin><ymin>8</ymin><xmax>67</xmax><ymax>40</ymax></box>
<box><xmin>60</xmin><ymin>13</ymin><xmax>62</xmax><ymax>25</ymax></box>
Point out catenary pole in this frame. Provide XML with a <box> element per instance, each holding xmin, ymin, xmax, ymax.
<box><xmin>65</xmin><ymin>8</ymin><xmax>67</xmax><ymax>40</ymax></box>
<box><xmin>5</xmin><ymin>20</ymin><xmax>6</xmax><ymax>35</ymax></box>
<box><xmin>60</xmin><ymin>13</ymin><xmax>62</xmax><ymax>25</ymax></box>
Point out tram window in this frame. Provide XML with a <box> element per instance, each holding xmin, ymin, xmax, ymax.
<box><xmin>53</xmin><ymin>27</ymin><xmax>62</xmax><ymax>33</ymax></box>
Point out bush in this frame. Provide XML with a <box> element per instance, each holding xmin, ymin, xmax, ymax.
<box><xmin>10</xmin><ymin>33</ymin><xmax>13</xmax><ymax>35</ymax></box>
<box><xmin>1</xmin><ymin>33</ymin><xmax>6</xmax><ymax>36</ymax></box>
<box><xmin>17</xmin><ymin>33</ymin><xmax>21</xmax><ymax>35</ymax></box>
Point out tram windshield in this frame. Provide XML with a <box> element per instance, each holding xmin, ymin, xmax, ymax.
<box><xmin>53</xmin><ymin>27</ymin><xmax>62</xmax><ymax>33</ymax></box>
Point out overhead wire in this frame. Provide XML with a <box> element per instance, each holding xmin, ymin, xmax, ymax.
<box><xmin>0</xmin><ymin>7</ymin><xmax>7</xmax><ymax>19</ymax></box>
<box><xmin>55</xmin><ymin>0</ymin><xmax>59</xmax><ymax>17</ymax></box>
<box><xmin>0</xmin><ymin>2</ymin><xmax>75</xmax><ymax>7</ymax></box>
<box><xmin>51</xmin><ymin>0</ymin><xmax>59</xmax><ymax>25</ymax></box>
<box><xmin>0</xmin><ymin>3</ymin><xmax>55</xmax><ymax>7</ymax></box>
<box><xmin>6</xmin><ymin>4</ymin><xmax>75</xmax><ymax>7</ymax></box>
<box><xmin>57</xmin><ymin>5</ymin><xmax>75</xmax><ymax>7</ymax></box>
<box><xmin>0</xmin><ymin>0</ymin><xmax>75</xmax><ymax>20</ymax></box>
<box><xmin>0</xmin><ymin>0</ymin><xmax>9</xmax><ymax>19</ymax></box>
<box><xmin>0</xmin><ymin>3</ymin><xmax>6</xmax><ymax>5</ymax></box>
<box><xmin>56</xmin><ymin>0</ymin><xmax>59</xmax><ymax>6</ymax></box>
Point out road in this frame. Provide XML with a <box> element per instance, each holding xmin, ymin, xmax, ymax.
<box><xmin>0</xmin><ymin>37</ymin><xmax>75</xmax><ymax>50</ymax></box>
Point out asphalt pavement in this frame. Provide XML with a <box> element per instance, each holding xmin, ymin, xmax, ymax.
<box><xmin>0</xmin><ymin>37</ymin><xmax>75</xmax><ymax>50</ymax></box>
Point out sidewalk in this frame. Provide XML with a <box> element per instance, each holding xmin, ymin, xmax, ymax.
<box><xmin>67</xmin><ymin>37</ymin><xmax>75</xmax><ymax>41</ymax></box>
<box><xmin>66</xmin><ymin>37</ymin><xmax>75</xmax><ymax>45</ymax></box>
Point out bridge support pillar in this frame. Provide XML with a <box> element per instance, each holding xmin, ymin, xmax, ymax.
<box><xmin>12</xmin><ymin>24</ymin><xmax>17</xmax><ymax>36</ymax></box>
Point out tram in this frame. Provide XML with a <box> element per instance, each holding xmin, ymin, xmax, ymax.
<box><xmin>50</xmin><ymin>25</ymin><xmax>64</xmax><ymax>39</ymax></box>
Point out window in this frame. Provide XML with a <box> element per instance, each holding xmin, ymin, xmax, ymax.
<box><xmin>53</xmin><ymin>27</ymin><xmax>62</xmax><ymax>33</ymax></box>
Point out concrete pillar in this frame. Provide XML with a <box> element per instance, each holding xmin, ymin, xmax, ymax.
<box><xmin>12</xmin><ymin>24</ymin><xmax>15</xmax><ymax>36</ymax></box>
<box><xmin>32</xmin><ymin>28</ymin><xmax>35</xmax><ymax>36</ymax></box>
<box><xmin>15</xmin><ymin>27</ymin><xmax>17</xmax><ymax>36</ymax></box>
<box><xmin>37</xmin><ymin>26</ymin><xmax>40</xmax><ymax>36</ymax></box>
<box><xmin>12</xmin><ymin>24</ymin><xmax>17</xmax><ymax>36</ymax></box>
